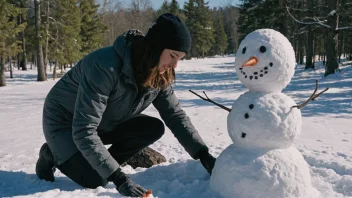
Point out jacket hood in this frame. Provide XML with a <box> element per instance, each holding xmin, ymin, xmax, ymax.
<box><xmin>113</xmin><ymin>30</ymin><xmax>145</xmax><ymax>84</ymax></box>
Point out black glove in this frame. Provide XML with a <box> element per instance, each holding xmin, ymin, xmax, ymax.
<box><xmin>108</xmin><ymin>168</ymin><xmax>147</xmax><ymax>197</ymax></box>
<box><xmin>198</xmin><ymin>150</ymin><xmax>216</xmax><ymax>175</ymax></box>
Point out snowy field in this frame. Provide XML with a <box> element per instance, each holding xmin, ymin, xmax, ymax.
<box><xmin>0</xmin><ymin>56</ymin><xmax>351</xmax><ymax>198</ymax></box>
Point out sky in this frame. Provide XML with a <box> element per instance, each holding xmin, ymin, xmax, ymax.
<box><xmin>99</xmin><ymin>0</ymin><xmax>242</xmax><ymax>9</ymax></box>
<box><xmin>0</xmin><ymin>55</ymin><xmax>351</xmax><ymax>197</ymax></box>
<box><xmin>151</xmin><ymin>0</ymin><xmax>241</xmax><ymax>9</ymax></box>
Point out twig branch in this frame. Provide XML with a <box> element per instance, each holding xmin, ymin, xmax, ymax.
<box><xmin>312</xmin><ymin>88</ymin><xmax>329</xmax><ymax>100</ymax></box>
<box><xmin>286</xmin><ymin>7</ymin><xmax>309</xmax><ymax>12</ymax></box>
<box><xmin>292</xmin><ymin>80</ymin><xmax>329</xmax><ymax>109</ymax></box>
<box><xmin>336</xmin><ymin>26</ymin><xmax>352</xmax><ymax>31</ymax></box>
<box><xmin>189</xmin><ymin>90</ymin><xmax>231</xmax><ymax>112</ymax></box>
<box><xmin>286</xmin><ymin>6</ymin><xmax>331</xmax><ymax>29</ymax></box>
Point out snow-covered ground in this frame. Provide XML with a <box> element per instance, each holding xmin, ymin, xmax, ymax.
<box><xmin>0</xmin><ymin>57</ymin><xmax>351</xmax><ymax>198</ymax></box>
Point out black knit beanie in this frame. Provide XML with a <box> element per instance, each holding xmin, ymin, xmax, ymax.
<box><xmin>145</xmin><ymin>13</ymin><xmax>191</xmax><ymax>54</ymax></box>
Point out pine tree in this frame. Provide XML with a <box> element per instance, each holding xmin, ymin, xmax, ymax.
<box><xmin>237</xmin><ymin>0</ymin><xmax>292</xmax><ymax>42</ymax></box>
<box><xmin>169</xmin><ymin>0</ymin><xmax>186</xmax><ymax>21</ymax></box>
<box><xmin>0</xmin><ymin>0</ymin><xmax>26</xmax><ymax>86</ymax></box>
<box><xmin>184</xmin><ymin>0</ymin><xmax>214</xmax><ymax>57</ymax></box>
<box><xmin>222</xmin><ymin>6</ymin><xmax>240</xmax><ymax>54</ymax></box>
<box><xmin>156</xmin><ymin>0</ymin><xmax>186</xmax><ymax>21</ymax></box>
<box><xmin>49</xmin><ymin>0</ymin><xmax>82</xmax><ymax>68</ymax></box>
<box><xmin>169</xmin><ymin>0</ymin><xmax>179</xmax><ymax>13</ymax></box>
<box><xmin>155</xmin><ymin>0</ymin><xmax>169</xmax><ymax>21</ymax></box>
<box><xmin>79</xmin><ymin>0</ymin><xmax>107</xmax><ymax>56</ymax></box>
<box><xmin>211</xmin><ymin>13</ymin><xmax>228</xmax><ymax>56</ymax></box>
<box><xmin>237</xmin><ymin>0</ymin><xmax>263</xmax><ymax>41</ymax></box>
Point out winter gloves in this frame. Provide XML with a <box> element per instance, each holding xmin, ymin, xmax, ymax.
<box><xmin>198</xmin><ymin>149</ymin><xmax>216</xmax><ymax>175</ymax></box>
<box><xmin>109</xmin><ymin>168</ymin><xmax>147</xmax><ymax>197</ymax></box>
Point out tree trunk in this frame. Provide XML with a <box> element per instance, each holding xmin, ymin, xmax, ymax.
<box><xmin>313</xmin><ymin>31</ymin><xmax>317</xmax><ymax>66</ymax></box>
<box><xmin>20</xmin><ymin>30</ymin><xmax>27</xmax><ymax>71</ymax></box>
<box><xmin>17</xmin><ymin>55</ymin><xmax>20</xmax><ymax>70</ymax></box>
<box><xmin>19</xmin><ymin>0</ymin><xmax>27</xmax><ymax>71</ymax></box>
<box><xmin>323</xmin><ymin>29</ymin><xmax>327</xmax><ymax>65</ymax></box>
<box><xmin>299</xmin><ymin>33</ymin><xmax>304</xmax><ymax>64</ymax></box>
<box><xmin>280</xmin><ymin>0</ymin><xmax>288</xmax><ymax>37</ymax></box>
<box><xmin>0</xmin><ymin>56</ymin><xmax>6</xmax><ymax>87</ymax></box>
<box><xmin>294</xmin><ymin>28</ymin><xmax>299</xmax><ymax>63</ymax></box>
<box><xmin>44</xmin><ymin>0</ymin><xmax>50</xmax><ymax>76</ymax></box>
<box><xmin>325</xmin><ymin>0</ymin><xmax>339</xmax><ymax>76</ymax></box>
<box><xmin>338</xmin><ymin>30</ymin><xmax>343</xmax><ymax>63</ymax></box>
<box><xmin>53</xmin><ymin>62</ymin><xmax>57</xmax><ymax>80</ymax></box>
<box><xmin>31</xmin><ymin>52</ymin><xmax>35</xmax><ymax>70</ymax></box>
<box><xmin>305</xmin><ymin>0</ymin><xmax>314</xmax><ymax>69</ymax></box>
<box><xmin>9</xmin><ymin>56</ymin><xmax>13</xmax><ymax>79</ymax></box>
<box><xmin>306</xmin><ymin>26</ymin><xmax>314</xmax><ymax>69</ymax></box>
<box><xmin>35</xmin><ymin>0</ymin><xmax>46</xmax><ymax>81</ymax></box>
<box><xmin>123</xmin><ymin>147</ymin><xmax>167</xmax><ymax>169</ymax></box>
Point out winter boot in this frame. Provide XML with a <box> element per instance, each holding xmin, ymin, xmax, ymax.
<box><xmin>35</xmin><ymin>143</ymin><xmax>56</xmax><ymax>182</ymax></box>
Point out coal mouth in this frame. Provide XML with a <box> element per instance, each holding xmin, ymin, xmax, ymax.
<box><xmin>241</xmin><ymin>132</ymin><xmax>247</xmax><ymax>138</ymax></box>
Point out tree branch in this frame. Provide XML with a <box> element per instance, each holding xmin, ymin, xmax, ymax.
<box><xmin>286</xmin><ymin>6</ymin><xmax>332</xmax><ymax>29</ymax></box>
<box><xmin>292</xmin><ymin>80</ymin><xmax>329</xmax><ymax>109</ymax></box>
<box><xmin>189</xmin><ymin>90</ymin><xmax>231</xmax><ymax>112</ymax></box>
<box><xmin>336</xmin><ymin>26</ymin><xmax>352</xmax><ymax>31</ymax></box>
<box><xmin>286</xmin><ymin>7</ymin><xmax>309</xmax><ymax>12</ymax></box>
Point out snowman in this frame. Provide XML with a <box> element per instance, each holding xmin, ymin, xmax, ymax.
<box><xmin>206</xmin><ymin>29</ymin><xmax>324</xmax><ymax>198</ymax></box>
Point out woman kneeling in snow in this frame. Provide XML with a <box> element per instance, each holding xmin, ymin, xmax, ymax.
<box><xmin>35</xmin><ymin>13</ymin><xmax>216</xmax><ymax>197</ymax></box>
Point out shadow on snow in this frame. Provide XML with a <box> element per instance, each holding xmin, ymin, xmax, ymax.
<box><xmin>175</xmin><ymin>60</ymin><xmax>352</xmax><ymax>119</ymax></box>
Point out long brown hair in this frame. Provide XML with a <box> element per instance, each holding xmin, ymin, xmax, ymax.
<box><xmin>131</xmin><ymin>36</ymin><xmax>175</xmax><ymax>89</ymax></box>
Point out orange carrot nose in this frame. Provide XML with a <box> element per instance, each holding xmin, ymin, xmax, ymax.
<box><xmin>142</xmin><ymin>190</ymin><xmax>153</xmax><ymax>198</ymax></box>
<box><xmin>242</xmin><ymin>56</ymin><xmax>258</xmax><ymax>67</ymax></box>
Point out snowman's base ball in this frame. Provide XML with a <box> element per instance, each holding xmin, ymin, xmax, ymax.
<box><xmin>210</xmin><ymin>145</ymin><xmax>320</xmax><ymax>198</ymax></box>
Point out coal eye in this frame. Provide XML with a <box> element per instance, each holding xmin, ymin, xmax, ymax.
<box><xmin>242</xmin><ymin>47</ymin><xmax>246</xmax><ymax>54</ymax></box>
<box><xmin>260</xmin><ymin>46</ymin><xmax>266</xmax><ymax>53</ymax></box>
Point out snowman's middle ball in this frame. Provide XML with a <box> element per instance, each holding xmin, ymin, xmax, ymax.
<box><xmin>227</xmin><ymin>91</ymin><xmax>302</xmax><ymax>149</ymax></box>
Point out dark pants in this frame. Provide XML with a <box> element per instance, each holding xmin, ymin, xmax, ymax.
<box><xmin>57</xmin><ymin>114</ymin><xmax>165</xmax><ymax>189</ymax></box>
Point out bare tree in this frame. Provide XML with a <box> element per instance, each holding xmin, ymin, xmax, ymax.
<box><xmin>99</xmin><ymin>1</ymin><xmax>128</xmax><ymax>46</ymax></box>
<box><xmin>99</xmin><ymin>0</ymin><xmax>154</xmax><ymax>47</ymax></box>
<box><xmin>126</xmin><ymin>0</ymin><xmax>154</xmax><ymax>32</ymax></box>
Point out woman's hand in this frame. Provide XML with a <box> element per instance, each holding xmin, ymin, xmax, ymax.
<box><xmin>198</xmin><ymin>150</ymin><xmax>216</xmax><ymax>175</ymax></box>
<box><xmin>109</xmin><ymin>168</ymin><xmax>148</xmax><ymax>197</ymax></box>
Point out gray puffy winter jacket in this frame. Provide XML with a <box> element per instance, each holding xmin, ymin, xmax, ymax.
<box><xmin>42</xmin><ymin>30</ymin><xmax>208</xmax><ymax>179</ymax></box>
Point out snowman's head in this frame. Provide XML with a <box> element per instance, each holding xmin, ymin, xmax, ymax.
<box><xmin>235</xmin><ymin>29</ymin><xmax>295</xmax><ymax>92</ymax></box>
